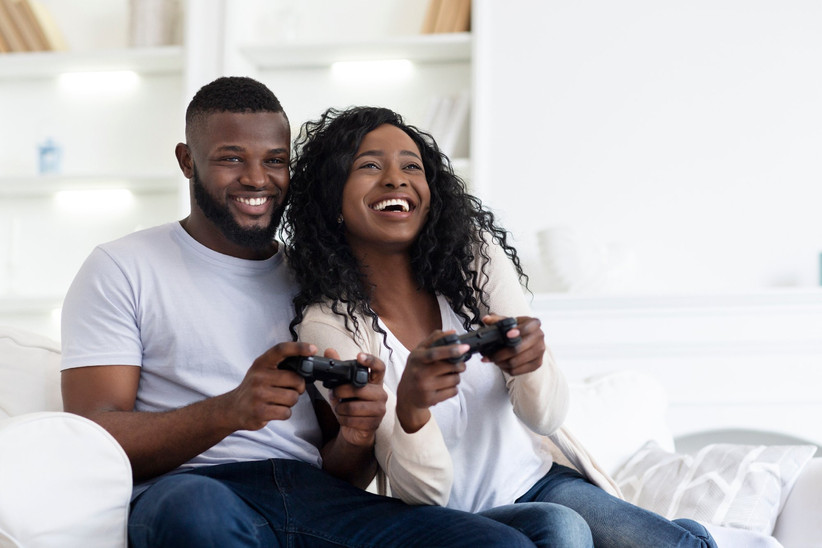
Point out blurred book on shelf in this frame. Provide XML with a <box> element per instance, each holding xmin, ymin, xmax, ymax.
<box><xmin>422</xmin><ymin>0</ymin><xmax>471</xmax><ymax>34</ymax></box>
<box><xmin>422</xmin><ymin>90</ymin><xmax>471</xmax><ymax>159</ymax></box>
<box><xmin>0</xmin><ymin>0</ymin><xmax>65</xmax><ymax>53</ymax></box>
<box><xmin>129</xmin><ymin>0</ymin><xmax>183</xmax><ymax>47</ymax></box>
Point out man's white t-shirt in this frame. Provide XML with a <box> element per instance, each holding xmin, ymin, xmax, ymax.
<box><xmin>61</xmin><ymin>222</ymin><xmax>323</xmax><ymax>491</ymax></box>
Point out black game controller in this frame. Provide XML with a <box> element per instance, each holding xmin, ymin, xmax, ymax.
<box><xmin>278</xmin><ymin>356</ymin><xmax>369</xmax><ymax>389</ymax></box>
<box><xmin>430</xmin><ymin>317</ymin><xmax>521</xmax><ymax>363</ymax></box>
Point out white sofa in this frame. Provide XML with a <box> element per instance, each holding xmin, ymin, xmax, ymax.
<box><xmin>0</xmin><ymin>327</ymin><xmax>131</xmax><ymax>548</ymax></box>
<box><xmin>1</xmin><ymin>325</ymin><xmax>820</xmax><ymax>547</ymax></box>
<box><xmin>564</xmin><ymin>370</ymin><xmax>822</xmax><ymax>548</ymax></box>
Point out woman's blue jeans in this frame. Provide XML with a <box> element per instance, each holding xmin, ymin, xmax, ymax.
<box><xmin>512</xmin><ymin>464</ymin><xmax>718</xmax><ymax>548</ymax></box>
<box><xmin>128</xmin><ymin>458</ymin><xmax>537</xmax><ymax>548</ymax></box>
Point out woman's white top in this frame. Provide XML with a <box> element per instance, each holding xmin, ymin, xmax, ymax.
<box><xmin>378</xmin><ymin>294</ymin><xmax>551</xmax><ymax>512</ymax></box>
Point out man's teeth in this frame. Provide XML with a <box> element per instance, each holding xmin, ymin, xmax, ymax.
<box><xmin>235</xmin><ymin>196</ymin><xmax>268</xmax><ymax>206</ymax></box>
<box><xmin>372</xmin><ymin>198</ymin><xmax>410</xmax><ymax>212</ymax></box>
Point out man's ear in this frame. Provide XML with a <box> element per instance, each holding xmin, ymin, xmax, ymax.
<box><xmin>175</xmin><ymin>142</ymin><xmax>194</xmax><ymax>179</ymax></box>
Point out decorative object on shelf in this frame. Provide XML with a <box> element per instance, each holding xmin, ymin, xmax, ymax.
<box><xmin>536</xmin><ymin>226</ymin><xmax>639</xmax><ymax>294</ymax></box>
<box><xmin>128</xmin><ymin>0</ymin><xmax>182</xmax><ymax>48</ymax></box>
<box><xmin>36</xmin><ymin>137</ymin><xmax>61</xmax><ymax>175</ymax></box>
<box><xmin>422</xmin><ymin>0</ymin><xmax>471</xmax><ymax>34</ymax></box>
<box><xmin>0</xmin><ymin>0</ymin><xmax>64</xmax><ymax>53</ymax></box>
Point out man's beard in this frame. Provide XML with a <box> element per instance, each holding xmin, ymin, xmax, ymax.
<box><xmin>192</xmin><ymin>165</ymin><xmax>284</xmax><ymax>251</ymax></box>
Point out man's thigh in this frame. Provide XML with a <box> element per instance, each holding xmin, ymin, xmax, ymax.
<box><xmin>134</xmin><ymin>459</ymin><xmax>534</xmax><ymax>548</ymax></box>
<box><xmin>129</xmin><ymin>470</ymin><xmax>276</xmax><ymax>548</ymax></box>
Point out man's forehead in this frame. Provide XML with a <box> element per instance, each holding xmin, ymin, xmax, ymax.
<box><xmin>188</xmin><ymin>110</ymin><xmax>290</xmax><ymax>145</ymax></box>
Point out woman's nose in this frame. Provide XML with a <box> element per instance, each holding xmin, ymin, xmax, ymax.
<box><xmin>380</xmin><ymin>164</ymin><xmax>407</xmax><ymax>188</ymax></box>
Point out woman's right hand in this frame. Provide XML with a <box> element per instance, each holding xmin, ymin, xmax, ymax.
<box><xmin>395</xmin><ymin>330</ymin><xmax>469</xmax><ymax>433</ymax></box>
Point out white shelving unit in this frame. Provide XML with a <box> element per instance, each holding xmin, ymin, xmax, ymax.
<box><xmin>235</xmin><ymin>31</ymin><xmax>474</xmax><ymax>180</ymax></box>
<box><xmin>0</xmin><ymin>173</ymin><xmax>180</xmax><ymax>197</ymax></box>
<box><xmin>238</xmin><ymin>32</ymin><xmax>471</xmax><ymax>69</ymax></box>
<box><xmin>0</xmin><ymin>43</ymin><xmax>186</xmax><ymax>337</ymax></box>
<box><xmin>0</xmin><ymin>46</ymin><xmax>183</xmax><ymax>80</ymax></box>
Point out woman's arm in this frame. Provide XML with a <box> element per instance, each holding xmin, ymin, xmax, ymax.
<box><xmin>297</xmin><ymin>306</ymin><xmax>454</xmax><ymax>505</ymax></box>
<box><xmin>477</xmin><ymin>239</ymin><xmax>571</xmax><ymax>435</ymax></box>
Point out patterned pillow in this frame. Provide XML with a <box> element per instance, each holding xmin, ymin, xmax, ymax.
<box><xmin>614</xmin><ymin>441</ymin><xmax>816</xmax><ymax>535</ymax></box>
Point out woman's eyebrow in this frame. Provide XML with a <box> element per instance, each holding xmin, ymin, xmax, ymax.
<box><xmin>354</xmin><ymin>149</ymin><xmax>383</xmax><ymax>161</ymax></box>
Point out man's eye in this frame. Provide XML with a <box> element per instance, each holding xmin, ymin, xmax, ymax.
<box><xmin>220</xmin><ymin>156</ymin><xmax>241</xmax><ymax>162</ymax></box>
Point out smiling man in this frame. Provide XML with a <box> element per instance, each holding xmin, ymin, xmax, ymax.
<box><xmin>58</xmin><ymin>76</ymin><xmax>537</xmax><ymax>547</ymax></box>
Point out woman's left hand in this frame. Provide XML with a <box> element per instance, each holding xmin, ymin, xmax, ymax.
<box><xmin>482</xmin><ymin>314</ymin><xmax>546</xmax><ymax>376</ymax></box>
<box><xmin>326</xmin><ymin>350</ymin><xmax>388</xmax><ymax>448</ymax></box>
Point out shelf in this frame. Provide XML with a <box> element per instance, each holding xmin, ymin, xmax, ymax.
<box><xmin>0</xmin><ymin>46</ymin><xmax>184</xmax><ymax>80</ymax></box>
<box><xmin>0</xmin><ymin>296</ymin><xmax>63</xmax><ymax>314</ymax></box>
<box><xmin>240</xmin><ymin>32</ymin><xmax>472</xmax><ymax>69</ymax></box>
<box><xmin>0</xmin><ymin>174</ymin><xmax>181</xmax><ymax>197</ymax></box>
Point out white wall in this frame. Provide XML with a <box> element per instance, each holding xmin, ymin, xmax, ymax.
<box><xmin>473</xmin><ymin>0</ymin><xmax>822</xmax><ymax>294</ymax></box>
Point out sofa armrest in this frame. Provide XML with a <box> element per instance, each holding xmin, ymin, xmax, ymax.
<box><xmin>772</xmin><ymin>456</ymin><xmax>822</xmax><ymax>548</ymax></box>
<box><xmin>0</xmin><ymin>412</ymin><xmax>132</xmax><ymax>548</ymax></box>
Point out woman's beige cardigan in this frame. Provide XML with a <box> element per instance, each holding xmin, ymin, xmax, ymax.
<box><xmin>296</xmin><ymin>241</ymin><xmax>621</xmax><ymax>506</ymax></box>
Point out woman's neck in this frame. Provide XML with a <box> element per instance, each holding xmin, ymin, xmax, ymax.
<box><xmin>359</xmin><ymin>251</ymin><xmax>441</xmax><ymax>350</ymax></box>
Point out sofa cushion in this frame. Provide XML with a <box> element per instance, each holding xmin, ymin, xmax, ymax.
<box><xmin>0</xmin><ymin>326</ymin><xmax>62</xmax><ymax>418</ymax></box>
<box><xmin>772</xmin><ymin>457</ymin><xmax>822</xmax><ymax>546</ymax></box>
<box><xmin>614</xmin><ymin>440</ymin><xmax>816</xmax><ymax>536</ymax></box>
<box><xmin>565</xmin><ymin>370</ymin><xmax>675</xmax><ymax>476</ymax></box>
<box><xmin>0</xmin><ymin>412</ymin><xmax>131</xmax><ymax>547</ymax></box>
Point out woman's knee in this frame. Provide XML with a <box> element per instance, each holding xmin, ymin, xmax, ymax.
<box><xmin>482</xmin><ymin>502</ymin><xmax>593</xmax><ymax>548</ymax></box>
<box><xmin>673</xmin><ymin>518</ymin><xmax>718</xmax><ymax>548</ymax></box>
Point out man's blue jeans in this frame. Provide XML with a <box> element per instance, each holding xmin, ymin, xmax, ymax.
<box><xmin>128</xmin><ymin>459</ymin><xmax>537</xmax><ymax>547</ymax></box>
<box><xmin>516</xmin><ymin>464</ymin><xmax>718</xmax><ymax>548</ymax></box>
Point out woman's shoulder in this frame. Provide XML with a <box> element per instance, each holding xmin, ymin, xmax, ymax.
<box><xmin>299</xmin><ymin>301</ymin><xmax>381</xmax><ymax>354</ymax></box>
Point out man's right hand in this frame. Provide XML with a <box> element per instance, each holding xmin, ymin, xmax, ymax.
<box><xmin>395</xmin><ymin>330</ymin><xmax>469</xmax><ymax>434</ymax></box>
<box><xmin>224</xmin><ymin>341</ymin><xmax>317</xmax><ymax>431</ymax></box>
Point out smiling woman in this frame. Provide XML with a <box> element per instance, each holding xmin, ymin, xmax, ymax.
<box><xmin>282</xmin><ymin>105</ymin><xmax>718</xmax><ymax>547</ymax></box>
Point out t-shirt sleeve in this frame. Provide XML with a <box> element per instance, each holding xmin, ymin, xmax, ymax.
<box><xmin>60</xmin><ymin>247</ymin><xmax>144</xmax><ymax>370</ymax></box>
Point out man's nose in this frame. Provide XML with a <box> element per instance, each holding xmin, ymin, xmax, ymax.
<box><xmin>240</xmin><ymin>162</ymin><xmax>267</xmax><ymax>188</ymax></box>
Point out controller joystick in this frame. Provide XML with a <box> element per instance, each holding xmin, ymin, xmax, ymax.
<box><xmin>279</xmin><ymin>356</ymin><xmax>369</xmax><ymax>388</ymax></box>
<box><xmin>431</xmin><ymin>317</ymin><xmax>520</xmax><ymax>364</ymax></box>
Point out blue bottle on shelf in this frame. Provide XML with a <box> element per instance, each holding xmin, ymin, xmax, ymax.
<box><xmin>38</xmin><ymin>138</ymin><xmax>62</xmax><ymax>175</ymax></box>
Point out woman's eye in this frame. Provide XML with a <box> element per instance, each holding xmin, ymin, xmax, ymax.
<box><xmin>405</xmin><ymin>163</ymin><xmax>423</xmax><ymax>171</ymax></box>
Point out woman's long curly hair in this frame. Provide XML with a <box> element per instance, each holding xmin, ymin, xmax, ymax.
<box><xmin>282</xmin><ymin>106</ymin><xmax>527</xmax><ymax>344</ymax></box>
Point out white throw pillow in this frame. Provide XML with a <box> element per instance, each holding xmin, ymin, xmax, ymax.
<box><xmin>614</xmin><ymin>441</ymin><xmax>816</xmax><ymax>535</ymax></box>
<box><xmin>0</xmin><ymin>326</ymin><xmax>62</xmax><ymax>418</ymax></box>
<box><xmin>565</xmin><ymin>371</ymin><xmax>675</xmax><ymax>476</ymax></box>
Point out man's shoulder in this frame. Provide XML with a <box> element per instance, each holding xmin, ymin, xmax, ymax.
<box><xmin>98</xmin><ymin>222</ymin><xmax>178</xmax><ymax>255</ymax></box>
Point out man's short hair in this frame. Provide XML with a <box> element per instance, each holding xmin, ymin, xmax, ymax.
<box><xmin>185</xmin><ymin>76</ymin><xmax>287</xmax><ymax>139</ymax></box>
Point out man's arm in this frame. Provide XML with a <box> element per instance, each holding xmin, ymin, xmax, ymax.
<box><xmin>62</xmin><ymin>342</ymin><xmax>316</xmax><ymax>482</ymax></box>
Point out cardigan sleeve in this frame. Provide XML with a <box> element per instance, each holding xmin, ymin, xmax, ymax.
<box><xmin>476</xmin><ymin>238</ymin><xmax>570</xmax><ymax>436</ymax></box>
<box><xmin>296</xmin><ymin>305</ymin><xmax>454</xmax><ymax>506</ymax></box>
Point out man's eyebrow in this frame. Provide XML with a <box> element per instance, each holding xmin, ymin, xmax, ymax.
<box><xmin>215</xmin><ymin>145</ymin><xmax>244</xmax><ymax>153</ymax></box>
<box><xmin>213</xmin><ymin>145</ymin><xmax>289</xmax><ymax>154</ymax></box>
